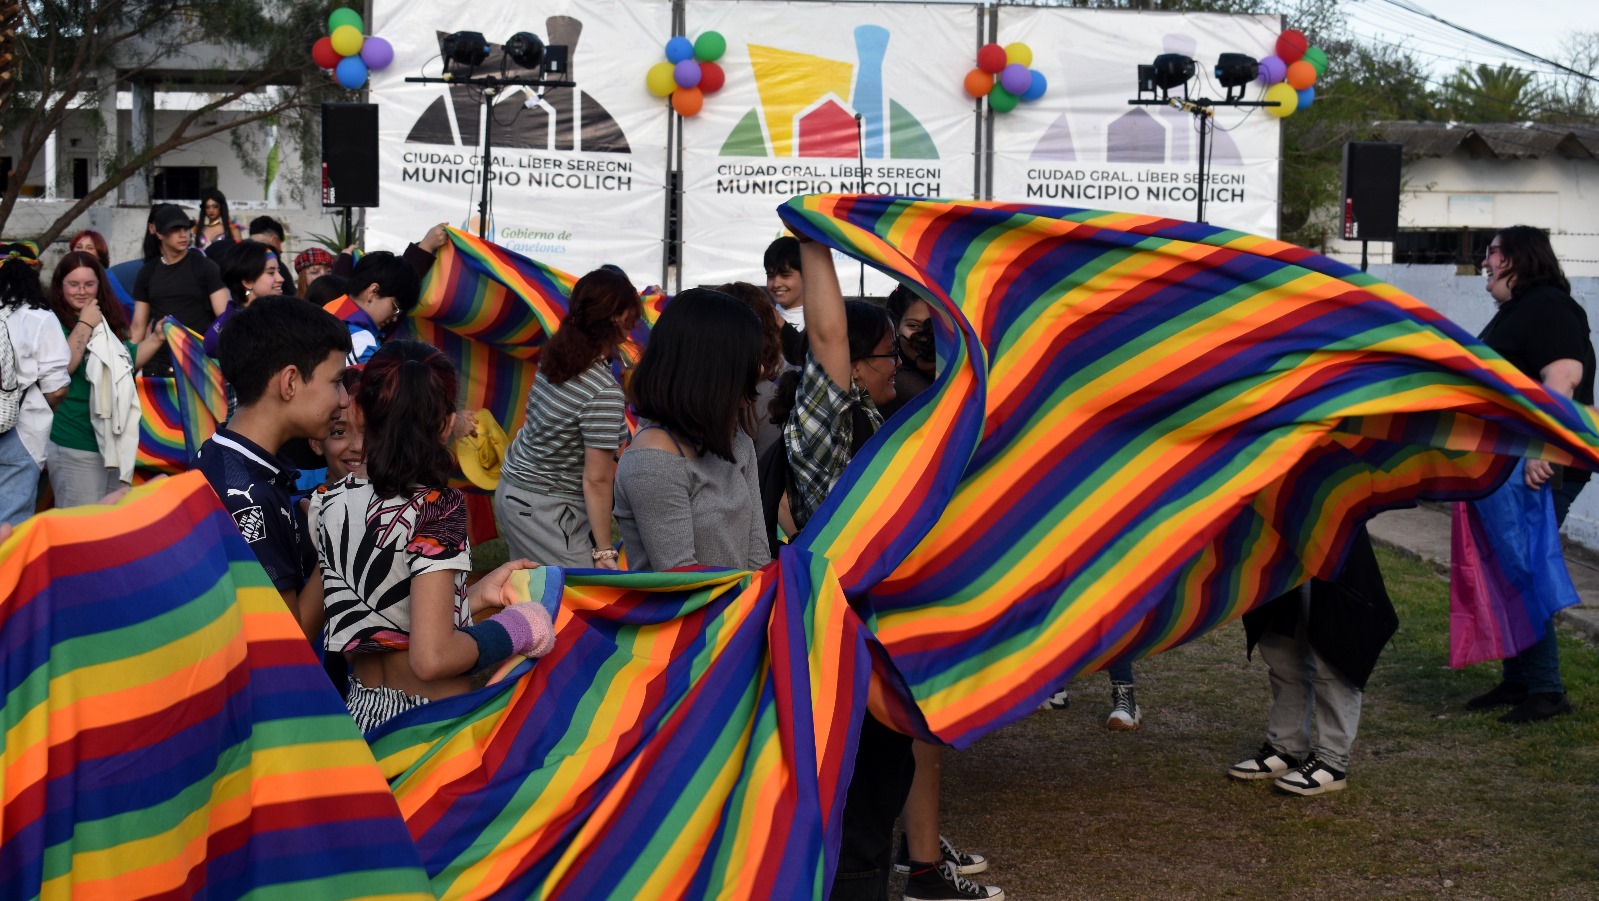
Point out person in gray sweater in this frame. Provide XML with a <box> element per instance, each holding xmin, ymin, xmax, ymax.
<box><xmin>613</xmin><ymin>288</ymin><xmax>771</xmax><ymax>571</ymax></box>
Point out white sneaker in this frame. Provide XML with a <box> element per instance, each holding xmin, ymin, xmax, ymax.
<box><xmin>1106</xmin><ymin>682</ymin><xmax>1141</xmax><ymax>731</ymax></box>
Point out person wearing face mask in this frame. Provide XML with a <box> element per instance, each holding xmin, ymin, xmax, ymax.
<box><xmin>1468</xmin><ymin>225</ymin><xmax>1595</xmax><ymax>724</ymax></box>
<box><xmin>879</xmin><ymin>286</ymin><xmax>937</xmax><ymax>419</ymax></box>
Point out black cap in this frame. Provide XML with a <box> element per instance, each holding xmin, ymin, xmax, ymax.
<box><xmin>153</xmin><ymin>205</ymin><xmax>194</xmax><ymax>233</ymax></box>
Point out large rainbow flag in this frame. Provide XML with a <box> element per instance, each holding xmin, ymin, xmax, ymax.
<box><xmin>7</xmin><ymin>197</ymin><xmax>1599</xmax><ymax>898</ymax></box>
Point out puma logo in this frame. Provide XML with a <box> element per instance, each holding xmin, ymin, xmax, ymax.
<box><xmin>227</xmin><ymin>486</ymin><xmax>255</xmax><ymax>504</ymax></box>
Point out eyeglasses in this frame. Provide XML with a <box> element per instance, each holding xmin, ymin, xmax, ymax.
<box><xmin>860</xmin><ymin>350</ymin><xmax>901</xmax><ymax>364</ymax></box>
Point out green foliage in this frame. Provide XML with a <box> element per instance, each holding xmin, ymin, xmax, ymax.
<box><xmin>1434</xmin><ymin>64</ymin><xmax>1547</xmax><ymax>122</ymax></box>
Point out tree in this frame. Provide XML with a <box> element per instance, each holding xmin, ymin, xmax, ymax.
<box><xmin>0</xmin><ymin>0</ymin><xmax>336</xmax><ymax>246</ymax></box>
<box><xmin>1433</xmin><ymin>63</ymin><xmax>1547</xmax><ymax>122</ymax></box>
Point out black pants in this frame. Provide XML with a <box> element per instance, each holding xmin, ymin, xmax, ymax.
<box><xmin>829</xmin><ymin>715</ymin><xmax>916</xmax><ymax>901</ymax></box>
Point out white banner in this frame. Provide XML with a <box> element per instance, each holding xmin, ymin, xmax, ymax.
<box><xmin>680</xmin><ymin>0</ymin><xmax>980</xmax><ymax>293</ymax></box>
<box><xmin>992</xmin><ymin>9</ymin><xmax>1283</xmax><ymax>237</ymax></box>
<box><xmin>369</xmin><ymin>0</ymin><xmax>672</xmax><ymax>283</ymax></box>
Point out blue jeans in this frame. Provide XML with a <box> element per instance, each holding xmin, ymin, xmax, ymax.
<box><xmin>1108</xmin><ymin>660</ymin><xmax>1134</xmax><ymax>684</ymax></box>
<box><xmin>1501</xmin><ymin>477</ymin><xmax>1583</xmax><ymax>694</ymax></box>
<box><xmin>0</xmin><ymin>429</ymin><xmax>39</xmax><ymax>527</ymax></box>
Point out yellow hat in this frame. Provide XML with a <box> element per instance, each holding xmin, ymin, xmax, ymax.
<box><xmin>454</xmin><ymin>409</ymin><xmax>509</xmax><ymax>490</ymax></box>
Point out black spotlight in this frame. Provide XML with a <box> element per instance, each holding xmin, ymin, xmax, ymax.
<box><xmin>1151</xmin><ymin>53</ymin><xmax>1196</xmax><ymax>91</ymax></box>
<box><xmin>1215</xmin><ymin>53</ymin><xmax>1259</xmax><ymax>101</ymax></box>
<box><xmin>505</xmin><ymin>32</ymin><xmax>545</xmax><ymax>70</ymax></box>
<box><xmin>441</xmin><ymin>31</ymin><xmax>490</xmax><ymax>69</ymax></box>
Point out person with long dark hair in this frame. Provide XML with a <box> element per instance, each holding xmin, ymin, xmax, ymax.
<box><xmin>194</xmin><ymin>188</ymin><xmax>240</xmax><ymax>251</ymax></box>
<box><xmin>312</xmin><ymin>341</ymin><xmax>555</xmax><ymax>730</ymax></box>
<box><xmin>1466</xmin><ymin>225</ymin><xmax>1594</xmax><ymax>724</ymax></box>
<box><xmin>612</xmin><ymin>288</ymin><xmax>770</xmax><ymax>571</ymax></box>
<box><xmin>202</xmin><ymin>240</ymin><xmax>285</xmax><ymax>357</ymax></box>
<box><xmin>45</xmin><ymin>251</ymin><xmax>163</xmax><ymax>505</ymax></box>
<box><xmin>494</xmin><ymin>268</ymin><xmax>641</xmax><ymax>569</ymax></box>
<box><xmin>716</xmin><ymin>280</ymin><xmax>786</xmax><ymax>454</ymax></box>
<box><xmin>0</xmin><ymin>242</ymin><xmax>70</xmax><ymax>525</ymax></box>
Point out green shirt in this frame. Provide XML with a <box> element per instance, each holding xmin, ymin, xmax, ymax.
<box><xmin>49</xmin><ymin>322</ymin><xmax>136</xmax><ymax>453</ymax></box>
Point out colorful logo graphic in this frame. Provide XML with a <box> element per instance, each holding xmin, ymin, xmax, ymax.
<box><xmin>407</xmin><ymin>16</ymin><xmax>630</xmax><ymax>154</ymax></box>
<box><xmin>721</xmin><ymin>25</ymin><xmax>937</xmax><ymax>160</ymax></box>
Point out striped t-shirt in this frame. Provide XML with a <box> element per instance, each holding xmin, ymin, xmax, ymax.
<box><xmin>498</xmin><ymin>358</ymin><xmax>626</xmax><ymax>499</ymax></box>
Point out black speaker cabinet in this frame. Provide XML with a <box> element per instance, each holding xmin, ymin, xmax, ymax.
<box><xmin>321</xmin><ymin>102</ymin><xmax>379</xmax><ymax>208</ymax></box>
<box><xmin>1341</xmin><ymin>141</ymin><xmax>1402</xmax><ymax>241</ymax></box>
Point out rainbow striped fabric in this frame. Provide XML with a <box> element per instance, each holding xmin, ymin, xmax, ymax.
<box><xmin>16</xmin><ymin>197</ymin><xmax>1599</xmax><ymax>899</ymax></box>
<box><xmin>0</xmin><ymin>472</ymin><xmax>433</xmax><ymax>899</ymax></box>
<box><xmin>134</xmin><ymin>319</ymin><xmax>227</xmax><ymax>479</ymax></box>
<box><xmin>410</xmin><ymin>229</ymin><xmax>575</xmax><ymax>441</ymax></box>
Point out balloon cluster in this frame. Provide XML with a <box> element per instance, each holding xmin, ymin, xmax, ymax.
<box><xmin>311</xmin><ymin>8</ymin><xmax>394</xmax><ymax>90</ymax></box>
<box><xmin>1257</xmin><ymin>29</ymin><xmax>1326</xmax><ymax>119</ymax></box>
<box><xmin>646</xmin><ymin>33</ymin><xmax>727</xmax><ymax>117</ymax></box>
<box><xmin>964</xmin><ymin>42</ymin><xmax>1048</xmax><ymax>113</ymax></box>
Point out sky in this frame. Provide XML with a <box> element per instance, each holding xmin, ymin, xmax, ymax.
<box><xmin>1342</xmin><ymin>0</ymin><xmax>1599</xmax><ymax>80</ymax></box>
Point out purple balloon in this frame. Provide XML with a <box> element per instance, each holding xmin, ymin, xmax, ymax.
<box><xmin>1296</xmin><ymin>86</ymin><xmax>1316</xmax><ymax>108</ymax></box>
<box><xmin>1020</xmin><ymin>69</ymin><xmax>1048</xmax><ymax>101</ymax></box>
<box><xmin>1000</xmin><ymin>63</ymin><xmax>1032</xmax><ymax>97</ymax></box>
<box><xmin>335</xmin><ymin>55</ymin><xmax>369</xmax><ymax>90</ymax></box>
<box><xmin>665</xmin><ymin>35</ymin><xmax>694</xmax><ymax>63</ymax></box>
<box><xmin>1258</xmin><ymin>55</ymin><xmax>1287</xmax><ymax>85</ymax></box>
<box><xmin>360</xmin><ymin>35</ymin><xmax>394</xmax><ymax>70</ymax></box>
<box><xmin>674</xmin><ymin>59</ymin><xmax>702</xmax><ymax>89</ymax></box>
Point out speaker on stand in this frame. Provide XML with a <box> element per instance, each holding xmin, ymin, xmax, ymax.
<box><xmin>1341</xmin><ymin>141</ymin><xmax>1403</xmax><ymax>271</ymax></box>
<box><xmin>321</xmin><ymin>102</ymin><xmax>380</xmax><ymax>248</ymax></box>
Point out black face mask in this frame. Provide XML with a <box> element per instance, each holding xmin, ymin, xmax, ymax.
<box><xmin>902</xmin><ymin>323</ymin><xmax>935</xmax><ymax>364</ymax></box>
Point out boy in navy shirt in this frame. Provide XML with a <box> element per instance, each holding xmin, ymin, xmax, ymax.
<box><xmin>197</xmin><ymin>296</ymin><xmax>352</xmax><ymax>637</ymax></box>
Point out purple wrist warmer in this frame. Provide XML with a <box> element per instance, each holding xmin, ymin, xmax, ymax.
<box><xmin>490</xmin><ymin>603</ymin><xmax>556</xmax><ymax>659</ymax></box>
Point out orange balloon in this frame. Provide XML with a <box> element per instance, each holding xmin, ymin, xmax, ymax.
<box><xmin>963</xmin><ymin>68</ymin><xmax>993</xmax><ymax>99</ymax></box>
<box><xmin>672</xmin><ymin>87</ymin><xmax>704</xmax><ymax>117</ymax></box>
<box><xmin>1286</xmin><ymin>59</ymin><xmax>1317</xmax><ymax>91</ymax></box>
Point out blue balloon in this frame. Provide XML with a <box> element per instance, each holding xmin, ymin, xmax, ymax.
<box><xmin>1021</xmin><ymin>69</ymin><xmax>1048</xmax><ymax>101</ymax></box>
<box><xmin>1296</xmin><ymin>85</ymin><xmax>1315</xmax><ymax>109</ymax></box>
<box><xmin>335</xmin><ymin>55</ymin><xmax>369</xmax><ymax>90</ymax></box>
<box><xmin>665</xmin><ymin>35</ymin><xmax>694</xmax><ymax>63</ymax></box>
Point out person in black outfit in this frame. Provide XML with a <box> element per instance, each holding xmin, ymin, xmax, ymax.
<box><xmin>1465</xmin><ymin>225</ymin><xmax>1593</xmax><ymax>723</ymax></box>
<box><xmin>130</xmin><ymin>205</ymin><xmax>228</xmax><ymax>375</ymax></box>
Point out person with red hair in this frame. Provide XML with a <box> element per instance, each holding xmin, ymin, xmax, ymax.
<box><xmin>68</xmin><ymin>230</ymin><xmax>111</xmax><ymax>267</ymax></box>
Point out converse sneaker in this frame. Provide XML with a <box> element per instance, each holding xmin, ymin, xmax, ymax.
<box><xmin>1038</xmin><ymin>685</ymin><xmax>1071</xmax><ymax>711</ymax></box>
<box><xmin>1273</xmin><ymin>753</ymin><xmax>1347</xmax><ymax>796</ymax></box>
<box><xmin>903</xmin><ymin>860</ymin><xmax>1004</xmax><ymax>901</ymax></box>
<box><xmin>1227</xmin><ymin>742</ymin><xmax>1301</xmax><ymax>781</ymax></box>
<box><xmin>895</xmin><ymin>835</ymin><xmax>989</xmax><ymax>875</ymax></box>
<box><xmin>1105</xmin><ymin>681</ymin><xmax>1141</xmax><ymax>731</ymax></box>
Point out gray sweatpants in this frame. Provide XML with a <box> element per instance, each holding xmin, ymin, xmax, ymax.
<box><xmin>1258</xmin><ymin>585</ymin><xmax>1363</xmax><ymax>772</ymax></box>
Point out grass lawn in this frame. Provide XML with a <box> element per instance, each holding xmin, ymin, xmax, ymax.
<box><xmin>934</xmin><ymin>547</ymin><xmax>1599</xmax><ymax>899</ymax></box>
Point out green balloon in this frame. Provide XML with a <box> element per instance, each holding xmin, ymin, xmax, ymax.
<box><xmin>988</xmin><ymin>84</ymin><xmax>1018</xmax><ymax>113</ymax></box>
<box><xmin>1303</xmin><ymin>46</ymin><xmax>1328</xmax><ymax>76</ymax></box>
<box><xmin>694</xmin><ymin>31</ymin><xmax>727</xmax><ymax>63</ymax></box>
<box><xmin>328</xmin><ymin>7</ymin><xmax>364</xmax><ymax>35</ymax></box>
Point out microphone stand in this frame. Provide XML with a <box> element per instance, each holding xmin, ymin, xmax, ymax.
<box><xmin>1128</xmin><ymin>94</ymin><xmax>1277</xmax><ymax>225</ymax></box>
<box><xmin>855</xmin><ymin>112</ymin><xmax>866</xmax><ymax>298</ymax></box>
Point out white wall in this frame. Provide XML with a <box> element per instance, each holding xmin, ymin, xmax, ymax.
<box><xmin>1371</xmin><ymin>263</ymin><xmax>1599</xmax><ymax>550</ymax></box>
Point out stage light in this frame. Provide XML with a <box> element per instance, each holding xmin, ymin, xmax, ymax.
<box><xmin>1151</xmin><ymin>53</ymin><xmax>1195</xmax><ymax>90</ymax></box>
<box><xmin>505</xmin><ymin>32</ymin><xmax>545</xmax><ymax>70</ymax></box>
<box><xmin>441</xmin><ymin>31</ymin><xmax>490</xmax><ymax>69</ymax></box>
<box><xmin>1215</xmin><ymin>52</ymin><xmax>1259</xmax><ymax>101</ymax></box>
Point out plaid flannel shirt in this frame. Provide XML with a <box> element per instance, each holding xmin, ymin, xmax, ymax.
<box><xmin>783</xmin><ymin>351</ymin><xmax>883</xmax><ymax>531</ymax></box>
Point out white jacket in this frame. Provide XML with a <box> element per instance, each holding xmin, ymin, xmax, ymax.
<box><xmin>83</xmin><ymin>322</ymin><xmax>140</xmax><ymax>483</ymax></box>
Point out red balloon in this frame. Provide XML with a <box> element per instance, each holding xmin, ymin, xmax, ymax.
<box><xmin>699</xmin><ymin>61</ymin><xmax>726</xmax><ymax>94</ymax></box>
<box><xmin>672</xmin><ymin>87</ymin><xmax>704</xmax><ymax>117</ymax></box>
<box><xmin>976</xmin><ymin>43</ymin><xmax>1007</xmax><ymax>75</ymax></box>
<box><xmin>1276</xmin><ymin>29</ymin><xmax>1308</xmax><ymax>64</ymax></box>
<box><xmin>311</xmin><ymin>36</ymin><xmax>341</xmax><ymax>70</ymax></box>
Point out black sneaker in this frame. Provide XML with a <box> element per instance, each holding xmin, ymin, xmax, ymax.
<box><xmin>1227</xmin><ymin>742</ymin><xmax>1301</xmax><ymax>781</ymax></box>
<box><xmin>1465</xmin><ymin>681</ymin><xmax>1529</xmax><ymax>711</ymax></box>
<box><xmin>1273</xmin><ymin>753</ymin><xmax>1347</xmax><ymax>796</ymax></box>
<box><xmin>1498</xmin><ymin>691</ymin><xmax>1573</xmax><ymax>723</ymax></box>
<box><xmin>895</xmin><ymin>835</ymin><xmax>989</xmax><ymax>875</ymax></box>
<box><xmin>1106</xmin><ymin>682</ymin><xmax>1141</xmax><ymax>731</ymax></box>
<box><xmin>903</xmin><ymin>860</ymin><xmax>1004</xmax><ymax>901</ymax></box>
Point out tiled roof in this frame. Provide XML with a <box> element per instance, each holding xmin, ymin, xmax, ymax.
<box><xmin>1372</xmin><ymin>121</ymin><xmax>1599</xmax><ymax>160</ymax></box>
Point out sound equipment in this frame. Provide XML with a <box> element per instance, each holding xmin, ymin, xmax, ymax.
<box><xmin>321</xmin><ymin>102</ymin><xmax>379</xmax><ymax>208</ymax></box>
<box><xmin>1341</xmin><ymin>141</ymin><xmax>1402</xmax><ymax>242</ymax></box>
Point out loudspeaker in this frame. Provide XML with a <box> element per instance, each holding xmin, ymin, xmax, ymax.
<box><xmin>321</xmin><ymin>102</ymin><xmax>379</xmax><ymax>208</ymax></box>
<box><xmin>1341</xmin><ymin>141</ymin><xmax>1402</xmax><ymax>241</ymax></box>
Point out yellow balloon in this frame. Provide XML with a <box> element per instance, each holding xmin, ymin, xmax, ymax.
<box><xmin>1005</xmin><ymin>42</ymin><xmax>1033</xmax><ymax>68</ymax></box>
<box><xmin>330</xmin><ymin>24</ymin><xmax>364</xmax><ymax>57</ymax></box>
<box><xmin>646</xmin><ymin>61</ymin><xmax>677</xmax><ymax>97</ymax></box>
<box><xmin>1264</xmin><ymin>81</ymin><xmax>1299</xmax><ymax>118</ymax></box>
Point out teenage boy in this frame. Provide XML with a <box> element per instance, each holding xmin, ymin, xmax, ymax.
<box><xmin>197</xmin><ymin>296</ymin><xmax>352</xmax><ymax>638</ymax></box>
<box><xmin>130</xmin><ymin>204</ymin><xmax>229</xmax><ymax>374</ymax></box>
<box><xmin>338</xmin><ymin>251</ymin><xmax>421</xmax><ymax>365</ymax></box>
<box><xmin>765</xmin><ymin>236</ymin><xmax>805</xmax><ymax>331</ymax></box>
